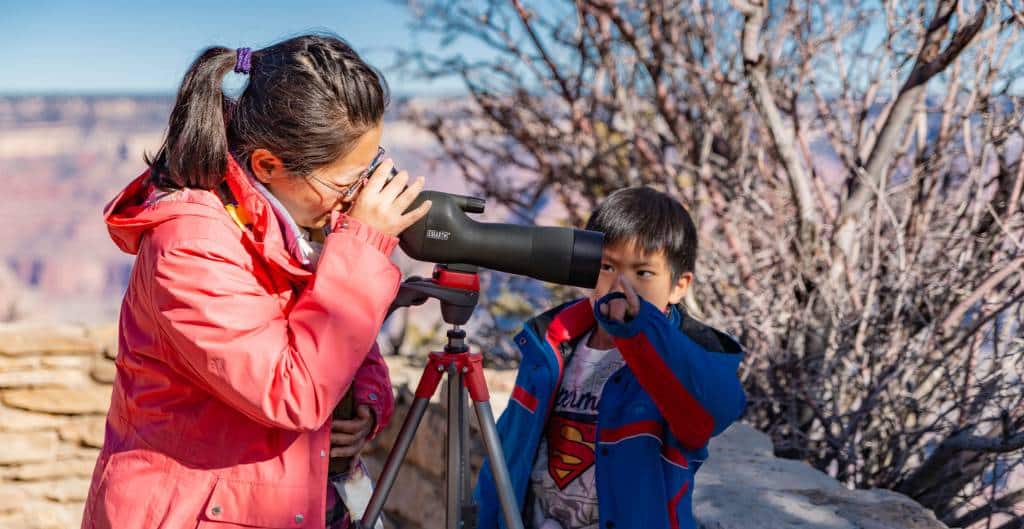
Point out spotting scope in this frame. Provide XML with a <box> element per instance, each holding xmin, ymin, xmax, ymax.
<box><xmin>398</xmin><ymin>191</ymin><xmax>603</xmax><ymax>288</ymax></box>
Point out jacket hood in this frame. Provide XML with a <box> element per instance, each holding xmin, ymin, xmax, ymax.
<box><xmin>104</xmin><ymin>169</ymin><xmax>225</xmax><ymax>255</ymax></box>
<box><xmin>103</xmin><ymin>157</ymin><xmax>308</xmax><ymax>279</ymax></box>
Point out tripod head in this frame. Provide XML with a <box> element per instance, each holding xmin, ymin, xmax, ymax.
<box><xmin>387</xmin><ymin>264</ymin><xmax>481</xmax><ymax>326</ymax></box>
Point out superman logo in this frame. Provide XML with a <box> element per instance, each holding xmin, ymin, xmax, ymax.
<box><xmin>546</xmin><ymin>415</ymin><xmax>597</xmax><ymax>489</ymax></box>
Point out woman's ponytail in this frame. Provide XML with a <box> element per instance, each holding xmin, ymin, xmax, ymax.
<box><xmin>146</xmin><ymin>46</ymin><xmax>237</xmax><ymax>190</ymax></box>
<box><xmin>147</xmin><ymin>34</ymin><xmax>388</xmax><ymax>189</ymax></box>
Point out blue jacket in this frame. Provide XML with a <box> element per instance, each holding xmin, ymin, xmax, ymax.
<box><xmin>474</xmin><ymin>295</ymin><xmax>746</xmax><ymax>529</ymax></box>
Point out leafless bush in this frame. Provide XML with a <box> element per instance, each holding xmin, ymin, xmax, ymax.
<box><xmin>396</xmin><ymin>1</ymin><xmax>1024</xmax><ymax>526</ymax></box>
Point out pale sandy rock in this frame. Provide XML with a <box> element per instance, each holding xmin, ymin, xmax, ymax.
<box><xmin>89</xmin><ymin>358</ymin><xmax>117</xmax><ymax>384</ymax></box>
<box><xmin>0</xmin><ymin>483</ymin><xmax>28</xmax><ymax>513</ymax></box>
<box><xmin>1</xmin><ymin>457</ymin><xmax>96</xmax><ymax>481</ymax></box>
<box><xmin>84</xmin><ymin>323</ymin><xmax>118</xmax><ymax>360</ymax></box>
<box><xmin>382</xmin><ymin>356</ymin><xmax>416</xmax><ymax>390</ymax></box>
<box><xmin>0</xmin><ymin>323</ymin><xmax>102</xmax><ymax>357</ymax></box>
<box><xmin>482</xmin><ymin>387</ymin><xmax>512</xmax><ymax>418</ymax></box>
<box><xmin>0</xmin><ymin>431</ymin><xmax>58</xmax><ymax>465</ymax></box>
<box><xmin>57</xmin><ymin>416</ymin><xmax>106</xmax><ymax>448</ymax></box>
<box><xmin>2</xmin><ymin>386</ymin><xmax>112</xmax><ymax>414</ymax></box>
<box><xmin>40</xmin><ymin>356</ymin><xmax>93</xmax><ymax>370</ymax></box>
<box><xmin>792</xmin><ymin>489</ymin><xmax>949</xmax><ymax>529</ymax></box>
<box><xmin>0</xmin><ymin>405</ymin><xmax>64</xmax><ymax>432</ymax></box>
<box><xmin>693</xmin><ymin>423</ymin><xmax>948</xmax><ymax>529</ymax></box>
<box><xmin>19</xmin><ymin>478</ymin><xmax>92</xmax><ymax>503</ymax></box>
<box><xmin>0</xmin><ymin>356</ymin><xmax>42</xmax><ymax>372</ymax></box>
<box><xmin>55</xmin><ymin>445</ymin><xmax>100</xmax><ymax>462</ymax></box>
<box><xmin>483</xmin><ymin>368</ymin><xmax>517</xmax><ymax>395</ymax></box>
<box><xmin>0</xmin><ymin>368</ymin><xmax>93</xmax><ymax>389</ymax></box>
<box><xmin>0</xmin><ymin>499</ymin><xmax>83</xmax><ymax>529</ymax></box>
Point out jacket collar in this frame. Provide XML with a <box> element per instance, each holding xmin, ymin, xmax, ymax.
<box><xmin>104</xmin><ymin>156</ymin><xmax>312</xmax><ymax>282</ymax></box>
<box><xmin>528</xmin><ymin>297</ymin><xmax>684</xmax><ymax>343</ymax></box>
<box><xmin>220</xmin><ymin>156</ymin><xmax>313</xmax><ymax>281</ymax></box>
<box><xmin>526</xmin><ymin>297</ymin><xmax>742</xmax><ymax>358</ymax></box>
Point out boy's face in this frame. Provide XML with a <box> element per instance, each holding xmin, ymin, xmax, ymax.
<box><xmin>588</xmin><ymin>239</ymin><xmax>693</xmax><ymax>313</ymax></box>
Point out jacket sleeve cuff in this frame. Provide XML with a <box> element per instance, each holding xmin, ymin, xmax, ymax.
<box><xmin>593</xmin><ymin>292</ymin><xmax>660</xmax><ymax>338</ymax></box>
<box><xmin>331</xmin><ymin>213</ymin><xmax>399</xmax><ymax>256</ymax></box>
<box><xmin>354</xmin><ymin>385</ymin><xmax>393</xmax><ymax>439</ymax></box>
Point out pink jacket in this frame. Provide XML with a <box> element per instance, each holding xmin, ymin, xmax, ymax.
<box><xmin>82</xmin><ymin>157</ymin><xmax>398</xmax><ymax>529</ymax></box>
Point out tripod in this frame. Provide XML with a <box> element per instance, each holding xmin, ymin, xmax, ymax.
<box><xmin>358</xmin><ymin>264</ymin><xmax>524</xmax><ymax>529</ymax></box>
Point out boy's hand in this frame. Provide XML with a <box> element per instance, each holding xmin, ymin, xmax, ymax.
<box><xmin>330</xmin><ymin>404</ymin><xmax>375</xmax><ymax>463</ymax></box>
<box><xmin>599</xmin><ymin>274</ymin><xmax>641</xmax><ymax>323</ymax></box>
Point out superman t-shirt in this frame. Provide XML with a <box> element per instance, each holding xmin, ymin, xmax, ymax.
<box><xmin>526</xmin><ymin>332</ymin><xmax>625</xmax><ymax>529</ymax></box>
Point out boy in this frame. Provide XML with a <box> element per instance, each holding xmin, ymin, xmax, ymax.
<box><xmin>475</xmin><ymin>187</ymin><xmax>746</xmax><ymax>529</ymax></box>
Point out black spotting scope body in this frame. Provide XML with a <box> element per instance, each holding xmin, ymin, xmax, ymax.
<box><xmin>399</xmin><ymin>191</ymin><xmax>604</xmax><ymax>288</ymax></box>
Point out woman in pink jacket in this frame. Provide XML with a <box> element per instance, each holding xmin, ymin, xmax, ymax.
<box><xmin>82</xmin><ymin>34</ymin><xmax>431</xmax><ymax>529</ymax></box>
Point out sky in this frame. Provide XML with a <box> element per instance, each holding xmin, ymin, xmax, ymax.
<box><xmin>3</xmin><ymin>1</ymin><xmax>1021</xmax><ymax>97</ymax></box>
<box><xmin>0</xmin><ymin>0</ymin><xmax>468</xmax><ymax>96</ymax></box>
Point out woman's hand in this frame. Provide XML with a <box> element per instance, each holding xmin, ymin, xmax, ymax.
<box><xmin>330</xmin><ymin>405</ymin><xmax>375</xmax><ymax>462</ymax></box>
<box><xmin>347</xmin><ymin>159</ymin><xmax>431</xmax><ymax>237</ymax></box>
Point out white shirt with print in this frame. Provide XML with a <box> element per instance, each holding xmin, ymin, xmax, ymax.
<box><xmin>526</xmin><ymin>331</ymin><xmax>625</xmax><ymax>529</ymax></box>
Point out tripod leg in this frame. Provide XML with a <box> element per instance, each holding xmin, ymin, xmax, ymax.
<box><xmin>473</xmin><ymin>401</ymin><xmax>525</xmax><ymax>529</ymax></box>
<box><xmin>360</xmin><ymin>396</ymin><xmax>432</xmax><ymax>529</ymax></box>
<box><xmin>456</xmin><ymin>380</ymin><xmax>481</xmax><ymax>529</ymax></box>
<box><xmin>446</xmin><ymin>365</ymin><xmax>463</xmax><ymax>529</ymax></box>
<box><xmin>459</xmin><ymin>385</ymin><xmax>474</xmax><ymax>519</ymax></box>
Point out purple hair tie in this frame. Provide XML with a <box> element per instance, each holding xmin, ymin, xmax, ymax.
<box><xmin>234</xmin><ymin>47</ymin><xmax>252</xmax><ymax>74</ymax></box>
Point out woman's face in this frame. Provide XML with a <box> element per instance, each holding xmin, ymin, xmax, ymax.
<box><xmin>249</xmin><ymin>123</ymin><xmax>384</xmax><ymax>229</ymax></box>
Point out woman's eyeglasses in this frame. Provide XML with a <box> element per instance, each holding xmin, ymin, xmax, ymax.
<box><xmin>308</xmin><ymin>145</ymin><xmax>389</xmax><ymax>202</ymax></box>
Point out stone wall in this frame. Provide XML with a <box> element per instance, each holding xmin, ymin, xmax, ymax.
<box><xmin>0</xmin><ymin>324</ymin><xmax>114</xmax><ymax>529</ymax></box>
<box><xmin>0</xmin><ymin>323</ymin><xmax>950</xmax><ymax>529</ymax></box>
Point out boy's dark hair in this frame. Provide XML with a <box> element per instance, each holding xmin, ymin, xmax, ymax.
<box><xmin>585</xmin><ymin>187</ymin><xmax>698</xmax><ymax>280</ymax></box>
<box><xmin>146</xmin><ymin>33</ymin><xmax>389</xmax><ymax>190</ymax></box>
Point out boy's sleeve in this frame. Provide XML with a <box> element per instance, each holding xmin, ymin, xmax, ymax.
<box><xmin>594</xmin><ymin>293</ymin><xmax>746</xmax><ymax>451</ymax></box>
